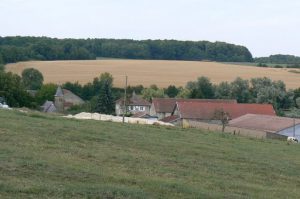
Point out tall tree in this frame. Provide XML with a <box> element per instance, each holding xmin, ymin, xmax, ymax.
<box><xmin>93</xmin><ymin>72</ymin><xmax>114</xmax><ymax>95</ymax></box>
<box><xmin>142</xmin><ymin>88</ymin><xmax>164</xmax><ymax>101</ymax></box>
<box><xmin>35</xmin><ymin>83</ymin><xmax>57</xmax><ymax>105</ymax></box>
<box><xmin>230</xmin><ymin>77</ymin><xmax>251</xmax><ymax>103</ymax></box>
<box><xmin>165</xmin><ymin>85</ymin><xmax>179</xmax><ymax>98</ymax></box>
<box><xmin>215</xmin><ymin>82</ymin><xmax>232</xmax><ymax>99</ymax></box>
<box><xmin>176</xmin><ymin>88</ymin><xmax>191</xmax><ymax>99</ymax></box>
<box><xmin>21</xmin><ymin>68</ymin><xmax>44</xmax><ymax>90</ymax></box>
<box><xmin>0</xmin><ymin>71</ymin><xmax>32</xmax><ymax>107</ymax></box>
<box><xmin>186</xmin><ymin>76</ymin><xmax>215</xmax><ymax>99</ymax></box>
<box><xmin>95</xmin><ymin>81</ymin><xmax>114</xmax><ymax>114</ymax></box>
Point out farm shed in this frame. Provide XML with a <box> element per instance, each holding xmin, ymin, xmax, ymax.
<box><xmin>229</xmin><ymin>114</ymin><xmax>300</xmax><ymax>140</ymax></box>
<box><xmin>160</xmin><ymin>115</ymin><xmax>180</xmax><ymax>124</ymax></box>
<box><xmin>171</xmin><ymin>101</ymin><xmax>276</xmax><ymax>127</ymax></box>
<box><xmin>150</xmin><ymin>98</ymin><xmax>237</xmax><ymax>120</ymax></box>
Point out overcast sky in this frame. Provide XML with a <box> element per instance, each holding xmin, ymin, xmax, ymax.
<box><xmin>1</xmin><ymin>0</ymin><xmax>300</xmax><ymax>57</ymax></box>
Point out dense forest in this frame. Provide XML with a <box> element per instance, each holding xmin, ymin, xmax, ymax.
<box><xmin>254</xmin><ymin>54</ymin><xmax>300</xmax><ymax>64</ymax></box>
<box><xmin>0</xmin><ymin>36</ymin><xmax>254</xmax><ymax>64</ymax></box>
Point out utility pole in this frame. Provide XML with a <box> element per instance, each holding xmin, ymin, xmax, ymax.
<box><xmin>122</xmin><ymin>75</ymin><xmax>128</xmax><ymax>123</ymax></box>
<box><xmin>293</xmin><ymin>118</ymin><xmax>296</xmax><ymax>137</ymax></box>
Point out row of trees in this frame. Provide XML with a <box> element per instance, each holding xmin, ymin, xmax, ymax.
<box><xmin>184</xmin><ymin>77</ymin><xmax>296</xmax><ymax>112</ymax></box>
<box><xmin>0</xmin><ymin>36</ymin><xmax>253</xmax><ymax>64</ymax></box>
<box><xmin>254</xmin><ymin>54</ymin><xmax>300</xmax><ymax>64</ymax></box>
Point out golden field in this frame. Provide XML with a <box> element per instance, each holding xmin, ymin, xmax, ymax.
<box><xmin>5</xmin><ymin>59</ymin><xmax>300</xmax><ymax>89</ymax></box>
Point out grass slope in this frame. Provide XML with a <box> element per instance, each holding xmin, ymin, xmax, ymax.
<box><xmin>0</xmin><ymin>110</ymin><xmax>300</xmax><ymax>198</ymax></box>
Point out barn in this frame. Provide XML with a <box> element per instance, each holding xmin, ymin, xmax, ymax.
<box><xmin>229</xmin><ymin>114</ymin><xmax>300</xmax><ymax>140</ymax></box>
<box><xmin>170</xmin><ymin>101</ymin><xmax>276</xmax><ymax>127</ymax></box>
<box><xmin>150</xmin><ymin>98</ymin><xmax>237</xmax><ymax>120</ymax></box>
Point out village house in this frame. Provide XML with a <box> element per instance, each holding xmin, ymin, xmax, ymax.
<box><xmin>41</xmin><ymin>86</ymin><xmax>84</xmax><ymax>113</ymax></box>
<box><xmin>150</xmin><ymin>98</ymin><xmax>237</xmax><ymax>120</ymax></box>
<box><xmin>115</xmin><ymin>92</ymin><xmax>151</xmax><ymax>116</ymax></box>
<box><xmin>166</xmin><ymin>101</ymin><xmax>276</xmax><ymax>127</ymax></box>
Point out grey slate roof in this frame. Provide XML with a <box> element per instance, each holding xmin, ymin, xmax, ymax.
<box><xmin>55</xmin><ymin>86</ymin><xmax>64</xmax><ymax>97</ymax></box>
<box><xmin>41</xmin><ymin>101</ymin><xmax>57</xmax><ymax>113</ymax></box>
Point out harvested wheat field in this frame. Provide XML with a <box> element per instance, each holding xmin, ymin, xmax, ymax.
<box><xmin>5</xmin><ymin>59</ymin><xmax>300</xmax><ymax>88</ymax></box>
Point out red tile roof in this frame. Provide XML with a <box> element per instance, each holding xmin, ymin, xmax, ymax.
<box><xmin>152</xmin><ymin>98</ymin><xmax>237</xmax><ymax>113</ymax></box>
<box><xmin>229</xmin><ymin>114</ymin><xmax>300</xmax><ymax>133</ymax></box>
<box><xmin>176</xmin><ymin>101</ymin><xmax>276</xmax><ymax>120</ymax></box>
<box><xmin>160</xmin><ymin>115</ymin><xmax>180</xmax><ymax>123</ymax></box>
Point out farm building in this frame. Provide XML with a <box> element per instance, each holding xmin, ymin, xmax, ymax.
<box><xmin>132</xmin><ymin>111</ymin><xmax>158</xmax><ymax>121</ymax></box>
<box><xmin>150</xmin><ymin>98</ymin><xmax>237</xmax><ymax>120</ymax></box>
<box><xmin>229</xmin><ymin>114</ymin><xmax>300</xmax><ymax>140</ymax></box>
<box><xmin>41</xmin><ymin>101</ymin><xmax>57</xmax><ymax>113</ymax></box>
<box><xmin>169</xmin><ymin>101</ymin><xmax>276</xmax><ymax>127</ymax></box>
<box><xmin>160</xmin><ymin>115</ymin><xmax>180</xmax><ymax>123</ymax></box>
<box><xmin>53</xmin><ymin>86</ymin><xmax>84</xmax><ymax>113</ymax></box>
<box><xmin>115</xmin><ymin>92</ymin><xmax>151</xmax><ymax>116</ymax></box>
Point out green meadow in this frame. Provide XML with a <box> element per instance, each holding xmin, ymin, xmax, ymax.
<box><xmin>0</xmin><ymin>109</ymin><xmax>299</xmax><ymax>198</ymax></box>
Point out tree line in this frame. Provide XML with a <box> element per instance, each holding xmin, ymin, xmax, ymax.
<box><xmin>0</xmin><ymin>36</ymin><xmax>254</xmax><ymax>64</ymax></box>
<box><xmin>255</xmin><ymin>54</ymin><xmax>300</xmax><ymax>64</ymax></box>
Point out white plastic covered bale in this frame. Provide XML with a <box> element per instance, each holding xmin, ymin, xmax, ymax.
<box><xmin>64</xmin><ymin>112</ymin><xmax>174</xmax><ymax>127</ymax></box>
<box><xmin>137</xmin><ymin>119</ymin><xmax>148</xmax><ymax>124</ymax></box>
<box><xmin>159</xmin><ymin>121</ymin><xmax>174</xmax><ymax>127</ymax></box>
<box><xmin>152</xmin><ymin>121</ymin><xmax>174</xmax><ymax>127</ymax></box>
<box><xmin>74</xmin><ymin>112</ymin><xmax>92</xmax><ymax>120</ymax></box>
<box><xmin>111</xmin><ymin>116</ymin><xmax>123</xmax><ymax>123</ymax></box>
<box><xmin>64</xmin><ymin>115</ymin><xmax>74</xmax><ymax>119</ymax></box>
<box><xmin>100</xmin><ymin>114</ymin><xmax>113</xmax><ymax>121</ymax></box>
<box><xmin>91</xmin><ymin>113</ymin><xmax>101</xmax><ymax>120</ymax></box>
<box><xmin>146</xmin><ymin>120</ymin><xmax>155</xmax><ymax>125</ymax></box>
<box><xmin>128</xmin><ymin>118</ymin><xmax>137</xmax><ymax>124</ymax></box>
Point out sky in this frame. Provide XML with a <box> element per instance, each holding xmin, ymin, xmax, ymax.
<box><xmin>1</xmin><ymin>0</ymin><xmax>300</xmax><ymax>57</ymax></box>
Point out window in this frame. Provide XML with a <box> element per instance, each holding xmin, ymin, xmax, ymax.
<box><xmin>140</xmin><ymin>106</ymin><xmax>144</xmax><ymax>111</ymax></box>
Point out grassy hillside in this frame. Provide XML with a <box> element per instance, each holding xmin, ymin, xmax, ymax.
<box><xmin>0</xmin><ymin>110</ymin><xmax>300</xmax><ymax>198</ymax></box>
<box><xmin>5</xmin><ymin>60</ymin><xmax>300</xmax><ymax>89</ymax></box>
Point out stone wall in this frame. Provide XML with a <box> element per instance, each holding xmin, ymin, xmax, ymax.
<box><xmin>177</xmin><ymin>120</ymin><xmax>275</xmax><ymax>138</ymax></box>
